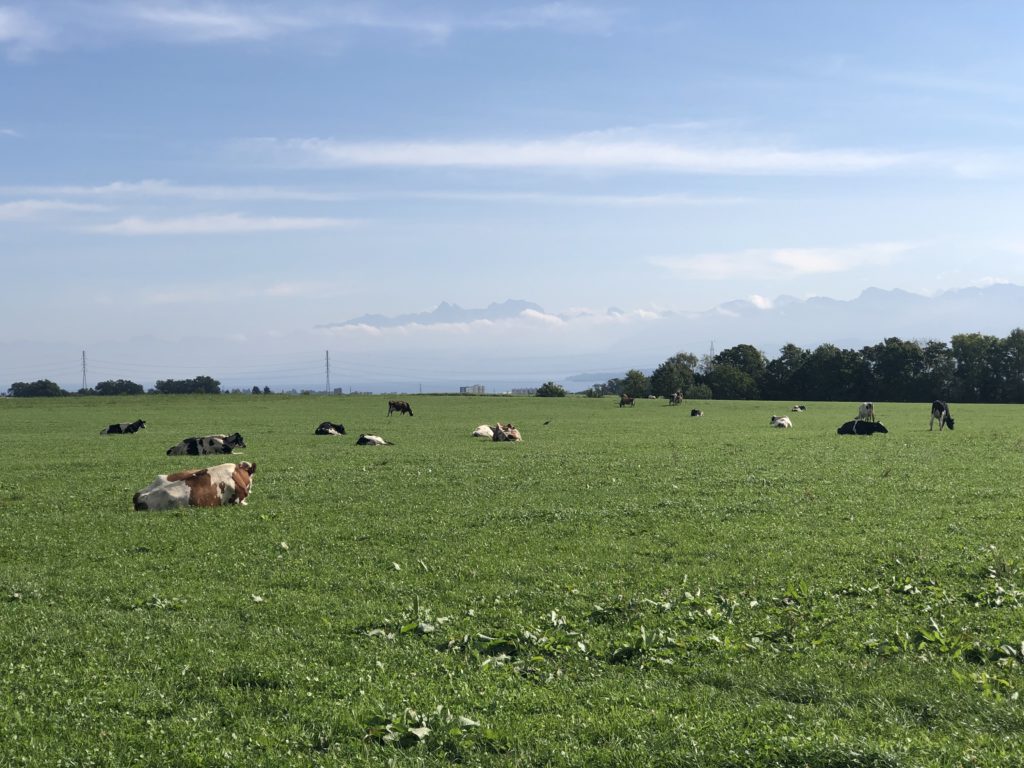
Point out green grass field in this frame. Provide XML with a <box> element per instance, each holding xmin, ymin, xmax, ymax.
<box><xmin>2</xmin><ymin>394</ymin><xmax>1023</xmax><ymax>766</ymax></box>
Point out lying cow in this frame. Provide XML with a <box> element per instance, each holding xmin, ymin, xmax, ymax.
<box><xmin>770</xmin><ymin>415</ymin><xmax>793</xmax><ymax>428</ymax></box>
<box><xmin>837</xmin><ymin>420</ymin><xmax>888</xmax><ymax>435</ymax></box>
<box><xmin>790</xmin><ymin>405</ymin><xmax>806</xmax><ymax>412</ymax></box>
<box><xmin>166</xmin><ymin>432</ymin><xmax>246</xmax><ymax>456</ymax></box>
<box><xmin>930</xmin><ymin>400</ymin><xmax>955</xmax><ymax>431</ymax></box>
<box><xmin>314</xmin><ymin>421</ymin><xmax>346</xmax><ymax>436</ymax></box>
<box><xmin>858</xmin><ymin>402</ymin><xmax>876</xmax><ymax>422</ymax></box>
<box><xmin>101</xmin><ymin>419</ymin><xmax>146</xmax><ymax>434</ymax></box>
<box><xmin>493</xmin><ymin>422</ymin><xmax>522</xmax><ymax>442</ymax></box>
<box><xmin>388</xmin><ymin>400</ymin><xmax>414</xmax><ymax>416</ymax></box>
<box><xmin>356</xmin><ymin>434</ymin><xmax>391</xmax><ymax>446</ymax></box>
<box><xmin>472</xmin><ymin>424</ymin><xmax>495</xmax><ymax>438</ymax></box>
<box><xmin>133</xmin><ymin>461</ymin><xmax>256</xmax><ymax>510</ymax></box>
<box><xmin>690</xmin><ymin>409</ymin><xmax>703</xmax><ymax>417</ymax></box>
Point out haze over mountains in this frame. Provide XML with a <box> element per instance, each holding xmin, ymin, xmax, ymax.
<box><xmin>5</xmin><ymin>285</ymin><xmax>1022</xmax><ymax>394</ymax></box>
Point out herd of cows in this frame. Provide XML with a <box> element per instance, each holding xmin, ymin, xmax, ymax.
<box><xmin>108</xmin><ymin>397</ymin><xmax>956</xmax><ymax>513</ymax></box>
<box><xmin>107</xmin><ymin>399</ymin><xmax>528</xmax><ymax>512</ymax></box>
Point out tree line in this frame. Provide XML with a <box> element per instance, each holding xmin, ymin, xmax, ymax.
<box><xmin>586</xmin><ymin>329</ymin><xmax>1024</xmax><ymax>403</ymax></box>
<box><xmin>6</xmin><ymin>376</ymin><xmax>236</xmax><ymax>397</ymax></box>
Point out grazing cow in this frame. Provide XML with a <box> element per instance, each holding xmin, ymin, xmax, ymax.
<box><xmin>472</xmin><ymin>424</ymin><xmax>495</xmax><ymax>438</ymax></box>
<box><xmin>101</xmin><ymin>419</ymin><xmax>146</xmax><ymax>434</ymax></box>
<box><xmin>670</xmin><ymin>392</ymin><xmax>684</xmax><ymax>405</ymax></box>
<box><xmin>858</xmin><ymin>402</ymin><xmax>876</xmax><ymax>422</ymax></box>
<box><xmin>314</xmin><ymin>421</ymin><xmax>346</xmax><ymax>435</ymax></box>
<box><xmin>930</xmin><ymin>400</ymin><xmax>955</xmax><ymax>431</ymax></box>
<box><xmin>837</xmin><ymin>420</ymin><xmax>888</xmax><ymax>435</ymax></box>
<box><xmin>387</xmin><ymin>400</ymin><xmax>414</xmax><ymax>416</ymax></box>
<box><xmin>356</xmin><ymin>434</ymin><xmax>391</xmax><ymax>446</ymax></box>
<box><xmin>492</xmin><ymin>422</ymin><xmax>522</xmax><ymax>442</ymax></box>
<box><xmin>690</xmin><ymin>409</ymin><xmax>703</xmax><ymax>417</ymax></box>
<box><xmin>166</xmin><ymin>432</ymin><xmax>246</xmax><ymax>456</ymax></box>
<box><xmin>770</xmin><ymin>415</ymin><xmax>793</xmax><ymax>428</ymax></box>
<box><xmin>619</xmin><ymin>394</ymin><xmax>635</xmax><ymax>407</ymax></box>
<box><xmin>133</xmin><ymin>461</ymin><xmax>256</xmax><ymax>510</ymax></box>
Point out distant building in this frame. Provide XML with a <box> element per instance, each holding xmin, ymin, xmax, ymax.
<box><xmin>460</xmin><ymin>384</ymin><xmax>485</xmax><ymax>395</ymax></box>
<box><xmin>510</xmin><ymin>387</ymin><xmax>537</xmax><ymax>395</ymax></box>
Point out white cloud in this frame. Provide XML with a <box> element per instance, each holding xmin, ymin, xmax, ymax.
<box><xmin>89</xmin><ymin>213</ymin><xmax>353</xmax><ymax>235</ymax></box>
<box><xmin>0</xmin><ymin>179</ymin><xmax>349</xmax><ymax>202</ymax></box>
<box><xmin>0</xmin><ymin>6</ymin><xmax>51</xmax><ymax>59</ymax></box>
<box><xmin>652</xmin><ymin>242</ymin><xmax>916</xmax><ymax>280</ymax></box>
<box><xmin>0</xmin><ymin>199</ymin><xmax>105</xmax><ymax>220</ymax></box>
<box><xmin>748</xmin><ymin>294</ymin><xmax>774</xmax><ymax>310</ymax></box>
<box><xmin>250</xmin><ymin>135</ymin><xmax>920</xmax><ymax>176</ymax></box>
<box><xmin>126</xmin><ymin>5</ymin><xmax>306</xmax><ymax>42</ymax></box>
<box><xmin>0</xmin><ymin>127</ymin><xmax>18</xmax><ymax>137</ymax></box>
<box><xmin>479</xmin><ymin>3</ymin><xmax>614</xmax><ymax>34</ymax></box>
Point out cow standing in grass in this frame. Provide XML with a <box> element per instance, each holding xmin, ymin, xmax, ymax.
<box><xmin>619</xmin><ymin>394</ymin><xmax>635</xmax><ymax>407</ymax></box>
<box><xmin>858</xmin><ymin>402</ymin><xmax>876</xmax><ymax>422</ymax></box>
<box><xmin>930</xmin><ymin>401</ymin><xmax>955</xmax><ymax>431</ymax></box>
<box><xmin>388</xmin><ymin>400</ymin><xmax>413</xmax><ymax>416</ymax></box>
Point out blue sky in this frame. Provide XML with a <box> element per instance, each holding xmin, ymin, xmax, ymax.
<box><xmin>3</xmin><ymin>1</ymin><xmax>1024</xmax><ymax>390</ymax></box>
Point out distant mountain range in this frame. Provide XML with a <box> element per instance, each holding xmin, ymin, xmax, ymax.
<box><xmin>320</xmin><ymin>299</ymin><xmax>545</xmax><ymax>329</ymax></box>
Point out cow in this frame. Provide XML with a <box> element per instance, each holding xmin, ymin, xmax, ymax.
<box><xmin>670</xmin><ymin>392</ymin><xmax>684</xmax><ymax>405</ymax></box>
<box><xmin>858</xmin><ymin>402</ymin><xmax>876</xmax><ymax>422</ymax></box>
<box><xmin>101</xmin><ymin>419</ymin><xmax>146</xmax><ymax>434</ymax></box>
<box><xmin>133</xmin><ymin>461</ymin><xmax>256</xmax><ymax>511</ymax></box>
<box><xmin>356</xmin><ymin>434</ymin><xmax>391</xmax><ymax>446</ymax></box>
<box><xmin>930</xmin><ymin>401</ymin><xmax>955</xmax><ymax>431</ymax></box>
<box><xmin>690</xmin><ymin>409</ymin><xmax>703</xmax><ymax>417</ymax></box>
<box><xmin>790</xmin><ymin>405</ymin><xmax>806</xmax><ymax>412</ymax></box>
<box><xmin>388</xmin><ymin>400</ymin><xmax>414</xmax><ymax>416</ymax></box>
<box><xmin>837</xmin><ymin>420</ymin><xmax>888</xmax><ymax>435</ymax></box>
<box><xmin>492</xmin><ymin>422</ymin><xmax>522</xmax><ymax>442</ymax></box>
<box><xmin>770</xmin><ymin>415</ymin><xmax>793</xmax><ymax>428</ymax></box>
<box><xmin>472</xmin><ymin>424</ymin><xmax>495</xmax><ymax>438</ymax></box>
<box><xmin>314</xmin><ymin>421</ymin><xmax>346</xmax><ymax>436</ymax></box>
<box><xmin>166</xmin><ymin>432</ymin><xmax>246</xmax><ymax>456</ymax></box>
<box><xmin>619</xmin><ymin>394</ymin><xmax>635</xmax><ymax>407</ymax></box>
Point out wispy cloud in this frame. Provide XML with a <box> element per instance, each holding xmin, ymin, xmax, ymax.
<box><xmin>126</xmin><ymin>5</ymin><xmax>307</xmax><ymax>42</ymax></box>
<box><xmin>0</xmin><ymin>179</ymin><xmax>349</xmax><ymax>202</ymax></box>
<box><xmin>0</xmin><ymin>6</ymin><xmax>52</xmax><ymax>59</ymax></box>
<box><xmin>0</xmin><ymin>199</ymin><xmax>105</xmax><ymax>220</ymax></box>
<box><xmin>478</xmin><ymin>3</ymin><xmax>615</xmax><ymax>34</ymax></box>
<box><xmin>652</xmin><ymin>242</ymin><xmax>916</xmax><ymax>280</ymax></box>
<box><xmin>90</xmin><ymin>212</ymin><xmax>354</xmax><ymax>235</ymax></box>
<box><xmin>247</xmin><ymin>135</ymin><xmax>919</xmax><ymax>176</ymax></box>
<box><xmin>0</xmin><ymin>127</ymin><xmax>19</xmax><ymax>137</ymax></box>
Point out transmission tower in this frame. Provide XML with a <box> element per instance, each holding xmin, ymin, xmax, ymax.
<box><xmin>81</xmin><ymin>351</ymin><xmax>87</xmax><ymax>391</ymax></box>
<box><xmin>325</xmin><ymin>350</ymin><xmax>331</xmax><ymax>394</ymax></box>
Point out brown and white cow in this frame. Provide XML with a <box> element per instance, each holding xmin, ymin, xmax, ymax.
<box><xmin>492</xmin><ymin>422</ymin><xmax>522</xmax><ymax>442</ymax></box>
<box><xmin>133</xmin><ymin>461</ymin><xmax>256</xmax><ymax>510</ymax></box>
<box><xmin>101</xmin><ymin>419</ymin><xmax>146</xmax><ymax>434</ymax></box>
<box><xmin>166</xmin><ymin>433</ymin><xmax>246</xmax><ymax>456</ymax></box>
<box><xmin>388</xmin><ymin>400</ymin><xmax>414</xmax><ymax>416</ymax></box>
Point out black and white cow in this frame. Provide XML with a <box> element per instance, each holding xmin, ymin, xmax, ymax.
<box><xmin>930</xmin><ymin>401</ymin><xmax>955</xmax><ymax>431</ymax></box>
<box><xmin>166</xmin><ymin>432</ymin><xmax>246</xmax><ymax>456</ymax></box>
<box><xmin>770</xmin><ymin>415</ymin><xmax>793</xmax><ymax>428</ymax></box>
<box><xmin>837</xmin><ymin>420</ymin><xmax>888</xmax><ymax>435</ymax></box>
<box><xmin>101</xmin><ymin>419</ymin><xmax>146</xmax><ymax>434</ymax></box>
<box><xmin>356</xmin><ymin>434</ymin><xmax>391</xmax><ymax>446</ymax></box>
<box><xmin>619</xmin><ymin>394</ymin><xmax>635</xmax><ymax>407</ymax></box>
<box><xmin>690</xmin><ymin>409</ymin><xmax>703</xmax><ymax>417</ymax></box>
<box><xmin>388</xmin><ymin>400</ymin><xmax>414</xmax><ymax>416</ymax></box>
<box><xmin>314</xmin><ymin>421</ymin><xmax>346</xmax><ymax>435</ymax></box>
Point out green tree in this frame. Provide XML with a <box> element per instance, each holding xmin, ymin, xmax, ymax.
<box><xmin>650</xmin><ymin>352</ymin><xmax>698</xmax><ymax>398</ymax></box>
<box><xmin>153</xmin><ymin>376</ymin><xmax>222</xmax><ymax>395</ymax></box>
<box><xmin>536</xmin><ymin>381</ymin><xmax>567</xmax><ymax>397</ymax></box>
<box><xmin>862</xmin><ymin>337</ymin><xmax>925</xmax><ymax>402</ymax></box>
<box><xmin>705</xmin><ymin>365</ymin><xmax>758</xmax><ymax>400</ymax></box>
<box><xmin>622</xmin><ymin>369</ymin><xmax>651</xmax><ymax>399</ymax></box>
<box><xmin>951</xmin><ymin>333</ymin><xmax>1000</xmax><ymax>402</ymax></box>
<box><xmin>762</xmin><ymin>343</ymin><xmax>809</xmax><ymax>400</ymax></box>
<box><xmin>94</xmin><ymin>379</ymin><xmax>144</xmax><ymax>396</ymax></box>
<box><xmin>8</xmin><ymin>379</ymin><xmax>67</xmax><ymax>397</ymax></box>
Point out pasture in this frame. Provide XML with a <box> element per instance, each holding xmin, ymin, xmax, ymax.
<box><xmin>1</xmin><ymin>394</ymin><xmax>1023</xmax><ymax>766</ymax></box>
